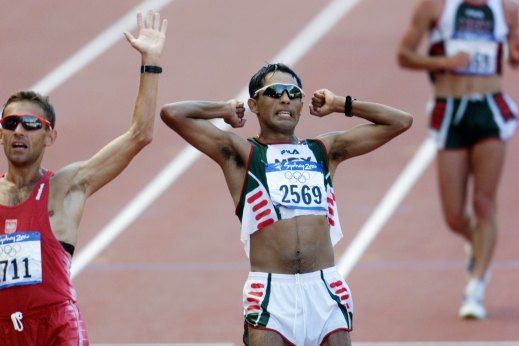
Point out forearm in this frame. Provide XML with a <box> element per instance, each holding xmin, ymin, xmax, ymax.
<box><xmin>351</xmin><ymin>100</ymin><xmax>413</xmax><ymax>130</ymax></box>
<box><xmin>161</xmin><ymin>100</ymin><xmax>231</xmax><ymax>121</ymax></box>
<box><xmin>130</xmin><ymin>69</ymin><xmax>160</xmax><ymax>146</ymax></box>
<box><xmin>398</xmin><ymin>48</ymin><xmax>449</xmax><ymax>72</ymax></box>
<box><xmin>125</xmin><ymin>10</ymin><xmax>166</xmax><ymax>148</ymax></box>
<box><xmin>325</xmin><ymin>95</ymin><xmax>412</xmax><ymax>127</ymax></box>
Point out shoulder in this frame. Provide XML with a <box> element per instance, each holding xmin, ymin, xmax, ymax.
<box><xmin>502</xmin><ymin>0</ymin><xmax>519</xmax><ymax>10</ymax></box>
<box><xmin>49</xmin><ymin>162</ymin><xmax>83</xmax><ymax>195</ymax></box>
<box><xmin>503</xmin><ymin>0</ymin><xmax>519</xmax><ymax>23</ymax></box>
<box><xmin>500</xmin><ymin>0</ymin><xmax>519</xmax><ymax>35</ymax></box>
<box><xmin>414</xmin><ymin>0</ymin><xmax>444</xmax><ymax>19</ymax></box>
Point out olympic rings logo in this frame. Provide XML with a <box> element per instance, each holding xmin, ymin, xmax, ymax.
<box><xmin>284</xmin><ymin>171</ymin><xmax>311</xmax><ymax>184</ymax></box>
<box><xmin>0</xmin><ymin>243</ymin><xmax>22</xmax><ymax>259</ymax></box>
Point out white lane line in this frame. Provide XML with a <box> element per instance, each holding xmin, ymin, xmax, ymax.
<box><xmin>337</xmin><ymin>138</ymin><xmax>437</xmax><ymax>277</ymax></box>
<box><xmin>71</xmin><ymin>0</ymin><xmax>363</xmax><ymax>278</ymax></box>
<box><xmin>72</xmin><ymin>145</ymin><xmax>200</xmax><ymax>278</ymax></box>
<box><xmin>32</xmin><ymin>0</ymin><xmax>174</xmax><ymax>95</ymax></box>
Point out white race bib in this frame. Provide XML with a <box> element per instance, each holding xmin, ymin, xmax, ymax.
<box><xmin>265</xmin><ymin>160</ymin><xmax>327</xmax><ymax>211</ymax></box>
<box><xmin>0</xmin><ymin>232</ymin><xmax>42</xmax><ymax>289</ymax></box>
<box><xmin>445</xmin><ymin>39</ymin><xmax>498</xmax><ymax>75</ymax></box>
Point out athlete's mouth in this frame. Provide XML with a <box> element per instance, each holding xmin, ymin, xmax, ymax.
<box><xmin>276</xmin><ymin>111</ymin><xmax>292</xmax><ymax>118</ymax></box>
<box><xmin>12</xmin><ymin>142</ymin><xmax>28</xmax><ymax>149</ymax></box>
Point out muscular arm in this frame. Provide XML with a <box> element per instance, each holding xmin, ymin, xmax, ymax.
<box><xmin>63</xmin><ymin>11</ymin><xmax>167</xmax><ymax>197</ymax></box>
<box><xmin>310</xmin><ymin>89</ymin><xmax>413</xmax><ymax>175</ymax></box>
<box><xmin>160</xmin><ymin>100</ymin><xmax>251</xmax><ymax>204</ymax></box>
<box><xmin>49</xmin><ymin>10</ymin><xmax>167</xmax><ymax>245</ymax></box>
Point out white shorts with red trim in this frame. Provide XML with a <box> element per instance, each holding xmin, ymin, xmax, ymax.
<box><xmin>243</xmin><ymin>266</ymin><xmax>353</xmax><ymax>346</ymax></box>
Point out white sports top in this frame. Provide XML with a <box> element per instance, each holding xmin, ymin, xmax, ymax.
<box><xmin>429</xmin><ymin>0</ymin><xmax>509</xmax><ymax>75</ymax></box>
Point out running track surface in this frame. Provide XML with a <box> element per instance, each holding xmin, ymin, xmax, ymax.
<box><xmin>1</xmin><ymin>0</ymin><xmax>518</xmax><ymax>344</ymax></box>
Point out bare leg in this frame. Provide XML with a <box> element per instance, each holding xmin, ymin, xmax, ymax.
<box><xmin>247</xmin><ymin>326</ymin><xmax>287</xmax><ymax>346</ymax></box>
<box><xmin>458</xmin><ymin>139</ymin><xmax>506</xmax><ymax>319</ymax></box>
<box><xmin>436</xmin><ymin>149</ymin><xmax>473</xmax><ymax>241</ymax></box>
<box><xmin>322</xmin><ymin>330</ymin><xmax>352</xmax><ymax>346</ymax></box>
<box><xmin>469</xmin><ymin>139</ymin><xmax>505</xmax><ymax>280</ymax></box>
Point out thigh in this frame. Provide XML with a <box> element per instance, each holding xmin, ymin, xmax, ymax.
<box><xmin>321</xmin><ymin>330</ymin><xmax>352</xmax><ymax>346</ymax></box>
<box><xmin>471</xmin><ymin>139</ymin><xmax>506</xmax><ymax>199</ymax></box>
<box><xmin>436</xmin><ymin>149</ymin><xmax>471</xmax><ymax>216</ymax></box>
<box><xmin>246</xmin><ymin>325</ymin><xmax>287</xmax><ymax>346</ymax></box>
<box><xmin>48</xmin><ymin>302</ymin><xmax>89</xmax><ymax>346</ymax></box>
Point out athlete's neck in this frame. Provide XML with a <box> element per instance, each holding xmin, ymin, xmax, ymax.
<box><xmin>3</xmin><ymin>166</ymin><xmax>45</xmax><ymax>188</ymax></box>
<box><xmin>257</xmin><ymin>134</ymin><xmax>300</xmax><ymax>144</ymax></box>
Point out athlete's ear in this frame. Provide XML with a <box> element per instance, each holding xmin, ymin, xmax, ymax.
<box><xmin>45</xmin><ymin>129</ymin><xmax>57</xmax><ymax>147</ymax></box>
<box><xmin>248</xmin><ymin>98</ymin><xmax>258</xmax><ymax>115</ymax></box>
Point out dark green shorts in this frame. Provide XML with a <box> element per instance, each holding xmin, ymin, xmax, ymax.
<box><xmin>427</xmin><ymin>92</ymin><xmax>517</xmax><ymax>149</ymax></box>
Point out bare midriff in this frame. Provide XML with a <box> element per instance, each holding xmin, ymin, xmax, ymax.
<box><xmin>249</xmin><ymin>215</ymin><xmax>335</xmax><ymax>274</ymax></box>
<box><xmin>433</xmin><ymin>74</ymin><xmax>502</xmax><ymax>98</ymax></box>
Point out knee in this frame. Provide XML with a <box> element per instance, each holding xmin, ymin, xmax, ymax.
<box><xmin>473</xmin><ymin>192</ymin><xmax>495</xmax><ymax>221</ymax></box>
<box><xmin>444</xmin><ymin>211</ymin><xmax>469</xmax><ymax>234</ymax></box>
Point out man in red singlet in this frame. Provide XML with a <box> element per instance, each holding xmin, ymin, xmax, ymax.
<box><xmin>0</xmin><ymin>10</ymin><xmax>167</xmax><ymax>345</ymax></box>
<box><xmin>398</xmin><ymin>0</ymin><xmax>519</xmax><ymax>320</ymax></box>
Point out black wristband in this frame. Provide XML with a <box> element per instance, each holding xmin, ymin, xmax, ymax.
<box><xmin>140</xmin><ymin>65</ymin><xmax>162</xmax><ymax>74</ymax></box>
<box><xmin>344</xmin><ymin>96</ymin><xmax>356</xmax><ymax>117</ymax></box>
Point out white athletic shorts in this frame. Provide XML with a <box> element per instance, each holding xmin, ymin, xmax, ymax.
<box><xmin>243</xmin><ymin>266</ymin><xmax>353</xmax><ymax>346</ymax></box>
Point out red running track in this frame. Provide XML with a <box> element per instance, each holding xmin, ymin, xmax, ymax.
<box><xmin>1</xmin><ymin>0</ymin><xmax>518</xmax><ymax>344</ymax></box>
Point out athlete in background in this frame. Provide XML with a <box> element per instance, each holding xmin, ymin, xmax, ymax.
<box><xmin>398</xmin><ymin>0</ymin><xmax>518</xmax><ymax>319</ymax></box>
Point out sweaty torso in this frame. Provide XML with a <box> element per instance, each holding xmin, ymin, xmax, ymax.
<box><xmin>235</xmin><ymin>138</ymin><xmax>343</xmax><ymax>274</ymax></box>
<box><xmin>249</xmin><ymin>215</ymin><xmax>335</xmax><ymax>274</ymax></box>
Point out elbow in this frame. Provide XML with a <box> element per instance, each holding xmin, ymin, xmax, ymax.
<box><xmin>160</xmin><ymin>104</ymin><xmax>182</xmax><ymax>130</ymax></box>
<box><xmin>160</xmin><ymin>106</ymin><xmax>173</xmax><ymax>125</ymax></box>
<box><xmin>391</xmin><ymin>111</ymin><xmax>413</xmax><ymax>135</ymax></box>
<box><xmin>397</xmin><ymin>49</ymin><xmax>412</xmax><ymax>69</ymax></box>
<box><xmin>132</xmin><ymin>130</ymin><xmax>153</xmax><ymax>150</ymax></box>
<box><xmin>397</xmin><ymin>56</ymin><xmax>408</xmax><ymax>69</ymax></box>
<box><xmin>399</xmin><ymin>112</ymin><xmax>414</xmax><ymax>132</ymax></box>
<box><xmin>140</xmin><ymin>134</ymin><xmax>153</xmax><ymax>147</ymax></box>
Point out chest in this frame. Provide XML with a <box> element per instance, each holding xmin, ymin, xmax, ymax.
<box><xmin>438</xmin><ymin>0</ymin><xmax>507</xmax><ymax>39</ymax></box>
<box><xmin>0</xmin><ymin>183</ymin><xmax>41</xmax><ymax>206</ymax></box>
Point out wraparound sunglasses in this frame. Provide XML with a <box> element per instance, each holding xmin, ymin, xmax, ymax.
<box><xmin>1</xmin><ymin>114</ymin><xmax>52</xmax><ymax>131</ymax></box>
<box><xmin>253</xmin><ymin>83</ymin><xmax>305</xmax><ymax>100</ymax></box>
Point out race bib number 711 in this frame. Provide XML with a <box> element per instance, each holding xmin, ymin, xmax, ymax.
<box><xmin>0</xmin><ymin>232</ymin><xmax>42</xmax><ymax>289</ymax></box>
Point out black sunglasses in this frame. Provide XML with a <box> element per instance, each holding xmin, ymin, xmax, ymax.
<box><xmin>1</xmin><ymin>114</ymin><xmax>52</xmax><ymax>131</ymax></box>
<box><xmin>253</xmin><ymin>83</ymin><xmax>305</xmax><ymax>100</ymax></box>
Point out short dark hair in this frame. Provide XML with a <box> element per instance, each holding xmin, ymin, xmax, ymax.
<box><xmin>2</xmin><ymin>90</ymin><xmax>56</xmax><ymax>129</ymax></box>
<box><xmin>248</xmin><ymin>63</ymin><xmax>303</xmax><ymax>98</ymax></box>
